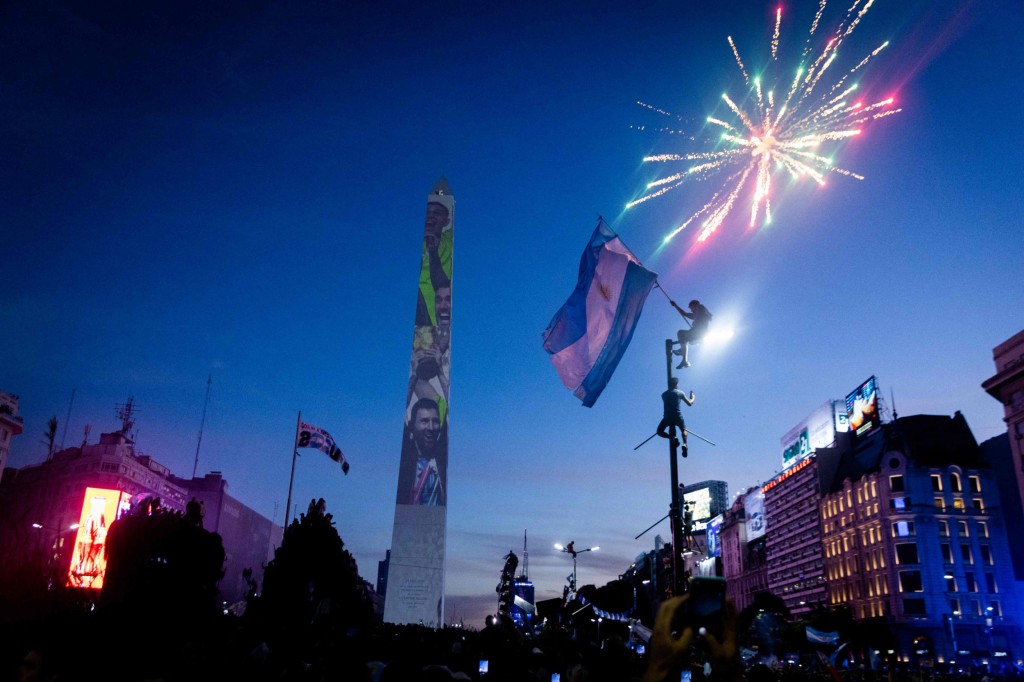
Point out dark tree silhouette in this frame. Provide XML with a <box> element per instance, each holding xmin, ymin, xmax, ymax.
<box><xmin>100</xmin><ymin>497</ymin><xmax>225</xmax><ymax>619</ymax></box>
<box><xmin>250</xmin><ymin>498</ymin><xmax>372</xmax><ymax>664</ymax></box>
<box><xmin>42</xmin><ymin>415</ymin><xmax>58</xmax><ymax>459</ymax></box>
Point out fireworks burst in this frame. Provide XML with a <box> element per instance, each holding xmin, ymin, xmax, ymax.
<box><xmin>629</xmin><ymin>0</ymin><xmax>900</xmax><ymax>246</ymax></box>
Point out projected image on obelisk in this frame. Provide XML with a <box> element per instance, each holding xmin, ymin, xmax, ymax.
<box><xmin>384</xmin><ymin>177</ymin><xmax>452</xmax><ymax>626</ymax></box>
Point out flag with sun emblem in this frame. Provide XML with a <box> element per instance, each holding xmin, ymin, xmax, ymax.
<box><xmin>542</xmin><ymin>219</ymin><xmax>657</xmax><ymax>407</ymax></box>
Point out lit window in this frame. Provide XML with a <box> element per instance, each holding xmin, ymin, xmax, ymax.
<box><xmin>893</xmin><ymin>521</ymin><xmax>914</xmax><ymax>537</ymax></box>
<box><xmin>953</xmin><ymin>498</ymin><xmax>965</xmax><ymax>510</ymax></box>
<box><xmin>934</xmin><ymin>497</ymin><xmax>945</xmax><ymax>511</ymax></box>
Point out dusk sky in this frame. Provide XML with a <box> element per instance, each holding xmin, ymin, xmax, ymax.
<box><xmin>3</xmin><ymin>0</ymin><xmax>1022</xmax><ymax>626</ymax></box>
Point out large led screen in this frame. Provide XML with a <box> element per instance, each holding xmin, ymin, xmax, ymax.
<box><xmin>67</xmin><ymin>487</ymin><xmax>132</xmax><ymax>589</ymax></box>
<box><xmin>845</xmin><ymin>376</ymin><xmax>880</xmax><ymax>437</ymax></box>
<box><xmin>680</xmin><ymin>486</ymin><xmax>712</xmax><ymax>532</ymax></box>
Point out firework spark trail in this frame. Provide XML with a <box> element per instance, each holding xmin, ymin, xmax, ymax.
<box><xmin>630</xmin><ymin>0</ymin><xmax>899</xmax><ymax>247</ymax></box>
<box><xmin>728</xmin><ymin>36</ymin><xmax>751</xmax><ymax>85</ymax></box>
<box><xmin>772</xmin><ymin>8</ymin><xmax>782</xmax><ymax>60</ymax></box>
<box><xmin>804</xmin><ymin>0</ymin><xmax>828</xmax><ymax>57</ymax></box>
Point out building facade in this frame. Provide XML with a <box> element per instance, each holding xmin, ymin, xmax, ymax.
<box><xmin>719</xmin><ymin>491</ymin><xmax>768</xmax><ymax>613</ymax></box>
<box><xmin>982</xmin><ymin>328</ymin><xmax>1024</xmax><ymax>580</ymax></box>
<box><xmin>762</xmin><ymin>454</ymin><xmax>828</xmax><ymax>618</ymax></box>
<box><xmin>820</xmin><ymin>414</ymin><xmax>1019</xmax><ymax>664</ymax></box>
<box><xmin>0</xmin><ymin>392</ymin><xmax>24</xmax><ymax>482</ymax></box>
<box><xmin>0</xmin><ymin>426</ymin><xmax>278</xmax><ymax>603</ymax></box>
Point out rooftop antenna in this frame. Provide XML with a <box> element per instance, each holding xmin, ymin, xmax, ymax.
<box><xmin>59</xmin><ymin>388</ymin><xmax>76</xmax><ymax>451</ymax></box>
<box><xmin>192</xmin><ymin>374</ymin><xmax>213</xmax><ymax>478</ymax></box>
<box><xmin>890</xmin><ymin>387</ymin><xmax>898</xmax><ymax>421</ymax></box>
<box><xmin>115</xmin><ymin>397</ymin><xmax>137</xmax><ymax>437</ymax></box>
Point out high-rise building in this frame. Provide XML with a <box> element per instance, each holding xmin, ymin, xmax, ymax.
<box><xmin>376</xmin><ymin>549</ymin><xmax>390</xmax><ymax>597</ymax></box>
<box><xmin>762</xmin><ymin>453</ymin><xmax>829</xmax><ymax>618</ymax></box>
<box><xmin>384</xmin><ymin>178</ymin><xmax>453</xmax><ymax>627</ymax></box>
<box><xmin>0</xmin><ymin>392</ymin><xmax>24</xmax><ymax>482</ymax></box>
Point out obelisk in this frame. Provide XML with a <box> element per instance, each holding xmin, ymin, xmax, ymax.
<box><xmin>383</xmin><ymin>177</ymin><xmax>453</xmax><ymax>626</ymax></box>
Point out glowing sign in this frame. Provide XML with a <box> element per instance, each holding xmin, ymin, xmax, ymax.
<box><xmin>67</xmin><ymin>487</ymin><xmax>132</xmax><ymax>589</ymax></box>
<box><xmin>744</xmin><ymin>488</ymin><xmax>766</xmax><ymax>541</ymax></box>
<box><xmin>845</xmin><ymin>376</ymin><xmax>880</xmax><ymax>437</ymax></box>
<box><xmin>780</xmin><ymin>401</ymin><xmax>841</xmax><ymax>470</ymax></box>
<box><xmin>707</xmin><ymin>515</ymin><xmax>723</xmax><ymax>557</ymax></box>
<box><xmin>762</xmin><ymin>455</ymin><xmax>813</xmax><ymax>494</ymax></box>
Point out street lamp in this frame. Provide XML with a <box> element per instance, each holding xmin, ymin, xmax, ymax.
<box><xmin>555</xmin><ymin>542</ymin><xmax>599</xmax><ymax>592</ymax></box>
<box><xmin>31</xmin><ymin>522</ymin><xmax>80</xmax><ymax>587</ymax></box>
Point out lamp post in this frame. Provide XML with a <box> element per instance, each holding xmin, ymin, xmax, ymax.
<box><xmin>31</xmin><ymin>522</ymin><xmax>79</xmax><ymax>588</ymax></box>
<box><xmin>665</xmin><ymin>339</ymin><xmax>686</xmax><ymax>596</ymax></box>
<box><xmin>555</xmin><ymin>542</ymin><xmax>599</xmax><ymax>592</ymax></box>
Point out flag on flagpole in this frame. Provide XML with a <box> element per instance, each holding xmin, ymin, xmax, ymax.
<box><xmin>542</xmin><ymin>219</ymin><xmax>657</xmax><ymax>407</ymax></box>
<box><xmin>298</xmin><ymin>420</ymin><xmax>350</xmax><ymax>474</ymax></box>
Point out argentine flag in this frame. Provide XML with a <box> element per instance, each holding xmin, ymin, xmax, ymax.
<box><xmin>543</xmin><ymin>220</ymin><xmax>657</xmax><ymax>407</ymax></box>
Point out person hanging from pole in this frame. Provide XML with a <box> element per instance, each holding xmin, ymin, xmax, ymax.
<box><xmin>657</xmin><ymin>377</ymin><xmax>695</xmax><ymax>456</ymax></box>
<box><xmin>668</xmin><ymin>297</ymin><xmax>712</xmax><ymax>369</ymax></box>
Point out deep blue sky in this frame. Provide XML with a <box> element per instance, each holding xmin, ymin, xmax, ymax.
<box><xmin>3</xmin><ymin>0</ymin><xmax>1022</xmax><ymax>625</ymax></box>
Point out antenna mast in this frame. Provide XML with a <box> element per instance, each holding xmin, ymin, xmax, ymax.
<box><xmin>115</xmin><ymin>397</ymin><xmax>137</xmax><ymax>437</ymax></box>
<box><xmin>192</xmin><ymin>374</ymin><xmax>213</xmax><ymax>478</ymax></box>
<box><xmin>518</xmin><ymin>528</ymin><xmax>529</xmax><ymax>580</ymax></box>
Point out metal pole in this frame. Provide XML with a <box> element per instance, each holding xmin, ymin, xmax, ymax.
<box><xmin>284</xmin><ymin>411</ymin><xmax>301</xmax><ymax>528</ymax></box>
<box><xmin>666</xmin><ymin>339</ymin><xmax>686</xmax><ymax>597</ymax></box>
<box><xmin>192</xmin><ymin>374</ymin><xmax>212</xmax><ymax>479</ymax></box>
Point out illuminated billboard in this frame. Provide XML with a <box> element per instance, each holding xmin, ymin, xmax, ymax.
<box><xmin>744</xmin><ymin>488</ymin><xmax>766</xmax><ymax>541</ymax></box>
<box><xmin>67</xmin><ymin>487</ymin><xmax>133</xmax><ymax>589</ymax></box>
<box><xmin>679</xmin><ymin>480</ymin><xmax>727</xmax><ymax>532</ymax></box>
<box><xmin>845</xmin><ymin>376</ymin><xmax>880</xmax><ymax>437</ymax></box>
<box><xmin>707</xmin><ymin>515</ymin><xmax>723</xmax><ymax>558</ymax></box>
<box><xmin>780</xmin><ymin>401</ymin><xmax>844</xmax><ymax>470</ymax></box>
